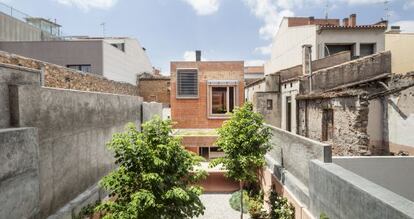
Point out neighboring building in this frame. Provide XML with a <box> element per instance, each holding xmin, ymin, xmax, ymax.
<box><xmin>245</xmin><ymin>78</ymin><xmax>265</xmax><ymax>103</ymax></box>
<box><xmin>170</xmin><ymin>51</ymin><xmax>244</xmax><ymax>159</ymax></box>
<box><xmin>244</xmin><ymin>65</ymin><xmax>264</xmax><ymax>81</ymax></box>
<box><xmin>137</xmin><ymin>71</ymin><xmax>171</xmax><ymax>107</ymax></box>
<box><xmin>265</xmin><ymin>14</ymin><xmax>387</xmax><ymax>74</ymax></box>
<box><xmin>0</xmin><ymin>37</ymin><xmax>153</xmax><ymax>84</ymax></box>
<box><xmin>385</xmin><ymin>26</ymin><xmax>414</xmax><ymax>74</ymax></box>
<box><xmin>0</xmin><ymin>3</ymin><xmax>61</xmax><ymax>41</ymax></box>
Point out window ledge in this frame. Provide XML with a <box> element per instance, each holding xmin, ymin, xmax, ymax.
<box><xmin>208</xmin><ymin>116</ymin><xmax>230</xmax><ymax>120</ymax></box>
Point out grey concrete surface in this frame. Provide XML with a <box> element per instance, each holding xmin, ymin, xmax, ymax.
<box><xmin>333</xmin><ymin>156</ymin><xmax>414</xmax><ymax>202</ymax></box>
<box><xmin>265</xmin><ymin>124</ymin><xmax>331</xmax><ymax>186</ymax></box>
<box><xmin>309</xmin><ymin>160</ymin><xmax>414</xmax><ymax>219</ymax></box>
<box><xmin>8</xmin><ymin>83</ymin><xmax>142</xmax><ymax>217</ymax></box>
<box><xmin>0</xmin><ymin>64</ymin><xmax>41</xmax><ymax>128</ymax></box>
<box><xmin>196</xmin><ymin>193</ymin><xmax>249</xmax><ymax>219</ymax></box>
<box><xmin>142</xmin><ymin>101</ymin><xmax>163</xmax><ymax>123</ymax></box>
<box><xmin>0</xmin><ymin>127</ymin><xmax>40</xmax><ymax>219</ymax></box>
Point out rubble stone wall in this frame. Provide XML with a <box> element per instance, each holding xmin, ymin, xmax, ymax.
<box><xmin>0</xmin><ymin>51</ymin><xmax>138</xmax><ymax>96</ymax></box>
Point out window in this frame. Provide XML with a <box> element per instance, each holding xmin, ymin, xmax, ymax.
<box><xmin>360</xmin><ymin>43</ymin><xmax>375</xmax><ymax>57</ymax></box>
<box><xmin>111</xmin><ymin>43</ymin><xmax>125</xmax><ymax>52</ymax></box>
<box><xmin>267</xmin><ymin>99</ymin><xmax>273</xmax><ymax>110</ymax></box>
<box><xmin>208</xmin><ymin>85</ymin><xmax>237</xmax><ymax>117</ymax></box>
<box><xmin>322</xmin><ymin>109</ymin><xmax>334</xmax><ymax>141</ymax></box>
<box><xmin>67</xmin><ymin>64</ymin><xmax>92</xmax><ymax>73</ymax></box>
<box><xmin>325</xmin><ymin>44</ymin><xmax>355</xmax><ymax>57</ymax></box>
<box><xmin>177</xmin><ymin>69</ymin><xmax>198</xmax><ymax>98</ymax></box>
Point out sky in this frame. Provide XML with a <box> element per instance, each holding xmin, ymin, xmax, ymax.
<box><xmin>1</xmin><ymin>0</ymin><xmax>414</xmax><ymax>75</ymax></box>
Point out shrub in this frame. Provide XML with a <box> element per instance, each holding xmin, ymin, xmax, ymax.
<box><xmin>229</xmin><ymin>190</ymin><xmax>249</xmax><ymax>213</ymax></box>
<box><xmin>268</xmin><ymin>190</ymin><xmax>295</xmax><ymax>219</ymax></box>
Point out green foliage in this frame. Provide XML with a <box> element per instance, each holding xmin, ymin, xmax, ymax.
<box><xmin>96</xmin><ymin>117</ymin><xmax>207</xmax><ymax>219</ymax></box>
<box><xmin>229</xmin><ymin>190</ymin><xmax>250</xmax><ymax>213</ymax></box>
<box><xmin>320</xmin><ymin>212</ymin><xmax>330</xmax><ymax>219</ymax></box>
<box><xmin>210</xmin><ymin>102</ymin><xmax>272</xmax><ymax>183</ymax></box>
<box><xmin>248</xmin><ymin>192</ymin><xmax>268</xmax><ymax>219</ymax></box>
<box><xmin>268</xmin><ymin>190</ymin><xmax>295</xmax><ymax>219</ymax></box>
<box><xmin>75</xmin><ymin>201</ymin><xmax>100</xmax><ymax>219</ymax></box>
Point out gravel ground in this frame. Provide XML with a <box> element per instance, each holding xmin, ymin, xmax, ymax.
<box><xmin>196</xmin><ymin>193</ymin><xmax>249</xmax><ymax>219</ymax></box>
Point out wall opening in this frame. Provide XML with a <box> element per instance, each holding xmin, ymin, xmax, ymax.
<box><xmin>322</xmin><ymin>109</ymin><xmax>334</xmax><ymax>141</ymax></box>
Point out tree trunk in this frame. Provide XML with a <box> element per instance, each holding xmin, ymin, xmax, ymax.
<box><xmin>240</xmin><ymin>181</ymin><xmax>243</xmax><ymax>219</ymax></box>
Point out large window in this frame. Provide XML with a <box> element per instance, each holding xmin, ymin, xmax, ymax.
<box><xmin>177</xmin><ymin>69</ymin><xmax>198</xmax><ymax>98</ymax></box>
<box><xmin>67</xmin><ymin>64</ymin><xmax>92</xmax><ymax>73</ymax></box>
<box><xmin>209</xmin><ymin>85</ymin><xmax>237</xmax><ymax>117</ymax></box>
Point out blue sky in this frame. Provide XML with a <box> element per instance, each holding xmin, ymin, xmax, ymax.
<box><xmin>1</xmin><ymin>0</ymin><xmax>414</xmax><ymax>74</ymax></box>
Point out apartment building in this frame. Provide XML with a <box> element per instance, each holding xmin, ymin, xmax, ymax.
<box><xmin>265</xmin><ymin>14</ymin><xmax>387</xmax><ymax>74</ymax></box>
<box><xmin>0</xmin><ymin>37</ymin><xmax>153</xmax><ymax>84</ymax></box>
<box><xmin>171</xmin><ymin>51</ymin><xmax>244</xmax><ymax>159</ymax></box>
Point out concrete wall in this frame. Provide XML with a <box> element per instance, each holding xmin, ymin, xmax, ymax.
<box><xmin>385</xmin><ymin>33</ymin><xmax>414</xmax><ymax>74</ymax></box>
<box><xmin>142</xmin><ymin>102</ymin><xmax>163</xmax><ymax>123</ymax></box>
<box><xmin>0</xmin><ymin>128</ymin><xmax>40</xmax><ymax>219</ymax></box>
<box><xmin>265</xmin><ymin>125</ymin><xmax>331</xmax><ymax>187</ymax></box>
<box><xmin>0</xmin><ymin>41</ymin><xmax>104</xmax><ymax>75</ymax></box>
<box><xmin>0</xmin><ymin>63</ymin><xmax>41</xmax><ymax>128</ymax></box>
<box><xmin>317</xmin><ymin>28</ymin><xmax>385</xmax><ymax>58</ymax></box>
<box><xmin>253</xmin><ymin>92</ymin><xmax>280</xmax><ymax>127</ymax></box>
<box><xmin>333</xmin><ymin>156</ymin><xmax>414</xmax><ymax>202</ymax></box>
<box><xmin>309</xmin><ymin>160</ymin><xmax>414</xmax><ymax>219</ymax></box>
<box><xmin>102</xmin><ymin>38</ymin><xmax>153</xmax><ymax>84</ymax></box>
<box><xmin>11</xmin><ymin>85</ymin><xmax>142</xmax><ymax>217</ymax></box>
<box><xmin>0</xmin><ymin>12</ymin><xmax>54</xmax><ymax>41</ymax></box>
<box><xmin>301</xmin><ymin>51</ymin><xmax>391</xmax><ymax>93</ymax></box>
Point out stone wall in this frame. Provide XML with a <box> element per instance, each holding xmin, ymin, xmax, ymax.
<box><xmin>138</xmin><ymin>77</ymin><xmax>170</xmax><ymax>107</ymax></box>
<box><xmin>297</xmin><ymin>95</ymin><xmax>370</xmax><ymax>156</ymax></box>
<box><xmin>0</xmin><ymin>50</ymin><xmax>138</xmax><ymax>96</ymax></box>
<box><xmin>253</xmin><ymin>92</ymin><xmax>281</xmax><ymax>127</ymax></box>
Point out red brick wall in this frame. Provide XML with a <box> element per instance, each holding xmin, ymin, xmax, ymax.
<box><xmin>138</xmin><ymin>78</ymin><xmax>170</xmax><ymax>106</ymax></box>
<box><xmin>170</xmin><ymin>61</ymin><xmax>245</xmax><ymax>129</ymax></box>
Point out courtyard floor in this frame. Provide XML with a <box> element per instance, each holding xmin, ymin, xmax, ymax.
<box><xmin>196</xmin><ymin>193</ymin><xmax>249</xmax><ymax>219</ymax></box>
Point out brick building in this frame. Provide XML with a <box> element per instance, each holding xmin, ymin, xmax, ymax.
<box><xmin>137</xmin><ymin>72</ymin><xmax>170</xmax><ymax>107</ymax></box>
<box><xmin>170</xmin><ymin>51</ymin><xmax>244</xmax><ymax>159</ymax></box>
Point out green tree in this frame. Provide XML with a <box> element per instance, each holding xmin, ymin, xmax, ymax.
<box><xmin>96</xmin><ymin>117</ymin><xmax>207</xmax><ymax>219</ymax></box>
<box><xmin>210</xmin><ymin>102</ymin><xmax>272</xmax><ymax>219</ymax></box>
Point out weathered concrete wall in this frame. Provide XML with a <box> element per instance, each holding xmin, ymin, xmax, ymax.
<box><xmin>333</xmin><ymin>156</ymin><xmax>414</xmax><ymax>202</ymax></box>
<box><xmin>142</xmin><ymin>102</ymin><xmax>163</xmax><ymax>123</ymax></box>
<box><xmin>253</xmin><ymin>92</ymin><xmax>281</xmax><ymax>127</ymax></box>
<box><xmin>301</xmin><ymin>51</ymin><xmax>391</xmax><ymax>93</ymax></box>
<box><xmin>297</xmin><ymin>96</ymin><xmax>371</xmax><ymax>156</ymax></box>
<box><xmin>309</xmin><ymin>160</ymin><xmax>414</xmax><ymax>219</ymax></box>
<box><xmin>0</xmin><ymin>63</ymin><xmax>41</xmax><ymax>128</ymax></box>
<box><xmin>9</xmin><ymin>85</ymin><xmax>142</xmax><ymax>217</ymax></box>
<box><xmin>265</xmin><ymin>125</ymin><xmax>331</xmax><ymax>187</ymax></box>
<box><xmin>0</xmin><ymin>128</ymin><xmax>40</xmax><ymax>219</ymax></box>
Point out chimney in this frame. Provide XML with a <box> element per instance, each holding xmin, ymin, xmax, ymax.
<box><xmin>196</xmin><ymin>50</ymin><xmax>201</xmax><ymax>61</ymax></box>
<box><xmin>343</xmin><ymin>18</ymin><xmax>349</xmax><ymax>27</ymax></box>
<box><xmin>308</xmin><ymin>16</ymin><xmax>315</xmax><ymax>25</ymax></box>
<box><xmin>302</xmin><ymin>44</ymin><xmax>313</xmax><ymax>92</ymax></box>
<box><xmin>349</xmin><ymin>14</ymin><xmax>356</xmax><ymax>27</ymax></box>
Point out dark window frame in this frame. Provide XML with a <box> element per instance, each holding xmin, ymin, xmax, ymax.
<box><xmin>176</xmin><ymin>69</ymin><xmax>198</xmax><ymax>98</ymax></box>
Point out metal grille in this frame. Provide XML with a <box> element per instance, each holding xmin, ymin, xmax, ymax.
<box><xmin>177</xmin><ymin>70</ymin><xmax>198</xmax><ymax>97</ymax></box>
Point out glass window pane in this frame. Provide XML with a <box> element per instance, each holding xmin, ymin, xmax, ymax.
<box><xmin>229</xmin><ymin>87</ymin><xmax>234</xmax><ymax>112</ymax></box>
<box><xmin>212</xmin><ymin>87</ymin><xmax>227</xmax><ymax>114</ymax></box>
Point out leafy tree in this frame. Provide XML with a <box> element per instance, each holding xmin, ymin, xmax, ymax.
<box><xmin>96</xmin><ymin>117</ymin><xmax>207</xmax><ymax>219</ymax></box>
<box><xmin>210</xmin><ymin>102</ymin><xmax>272</xmax><ymax>218</ymax></box>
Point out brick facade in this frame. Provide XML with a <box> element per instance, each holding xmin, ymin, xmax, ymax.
<box><xmin>138</xmin><ymin>77</ymin><xmax>170</xmax><ymax>107</ymax></box>
<box><xmin>0</xmin><ymin>51</ymin><xmax>138</xmax><ymax>96</ymax></box>
<box><xmin>170</xmin><ymin>61</ymin><xmax>245</xmax><ymax>129</ymax></box>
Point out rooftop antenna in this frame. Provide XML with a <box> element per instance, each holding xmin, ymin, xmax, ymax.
<box><xmin>384</xmin><ymin>0</ymin><xmax>390</xmax><ymax>21</ymax></box>
<box><xmin>324</xmin><ymin>0</ymin><xmax>330</xmax><ymax>19</ymax></box>
<box><xmin>100</xmin><ymin>22</ymin><xmax>106</xmax><ymax>37</ymax></box>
